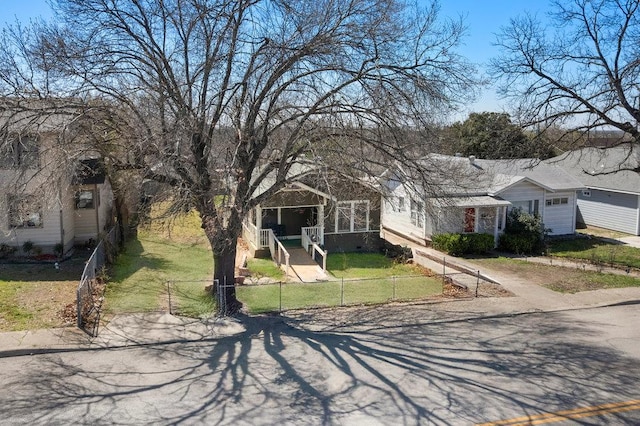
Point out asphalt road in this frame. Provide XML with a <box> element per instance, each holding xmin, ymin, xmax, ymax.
<box><xmin>1</xmin><ymin>304</ymin><xmax>639</xmax><ymax>425</ymax></box>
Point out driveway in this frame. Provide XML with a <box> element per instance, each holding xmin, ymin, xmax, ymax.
<box><xmin>617</xmin><ymin>235</ymin><xmax>640</xmax><ymax>248</ymax></box>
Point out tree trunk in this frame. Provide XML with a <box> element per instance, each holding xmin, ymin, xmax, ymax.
<box><xmin>213</xmin><ymin>242</ymin><xmax>241</xmax><ymax>315</ymax></box>
<box><xmin>204</xmin><ymin>216</ymin><xmax>243</xmax><ymax>315</ymax></box>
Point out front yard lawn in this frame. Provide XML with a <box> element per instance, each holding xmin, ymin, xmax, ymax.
<box><xmin>238</xmin><ymin>275</ymin><xmax>443</xmax><ymax>314</ymax></box>
<box><xmin>474</xmin><ymin>257</ymin><xmax>640</xmax><ymax>293</ymax></box>
<box><xmin>548</xmin><ymin>237</ymin><xmax>640</xmax><ymax>270</ymax></box>
<box><xmin>0</xmin><ymin>253</ymin><xmax>89</xmax><ymax>331</ymax></box>
<box><xmin>104</xmin><ymin>231</ymin><xmax>213</xmax><ymax>317</ymax></box>
<box><xmin>327</xmin><ymin>252</ymin><xmax>427</xmax><ymax>278</ymax></box>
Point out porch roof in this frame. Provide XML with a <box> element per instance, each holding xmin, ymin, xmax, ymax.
<box><xmin>432</xmin><ymin>196</ymin><xmax>512</xmax><ymax>208</ymax></box>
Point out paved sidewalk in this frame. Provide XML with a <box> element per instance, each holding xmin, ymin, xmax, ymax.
<box><xmin>0</xmin><ymin>313</ymin><xmax>245</xmax><ymax>358</ymax></box>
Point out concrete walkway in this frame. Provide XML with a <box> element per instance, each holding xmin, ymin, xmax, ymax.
<box><xmin>287</xmin><ymin>247</ymin><xmax>328</xmax><ymax>282</ymax></box>
<box><xmin>2</xmin><ymin>233</ymin><xmax>640</xmax><ymax>358</ymax></box>
<box><xmin>382</xmin><ymin>230</ymin><xmax>640</xmax><ymax>313</ymax></box>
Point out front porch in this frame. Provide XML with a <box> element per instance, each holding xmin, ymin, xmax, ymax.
<box><xmin>242</xmin><ymin>204</ymin><xmax>328</xmax><ymax>281</ymax></box>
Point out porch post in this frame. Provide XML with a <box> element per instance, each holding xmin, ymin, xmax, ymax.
<box><xmin>493</xmin><ymin>206</ymin><xmax>500</xmax><ymax>247</ymax></box>
<box><xmin>318</xmin><ymin>204</ymin><xmax>325</xmax><ymax>245</ymax></box>
<box><xmin>474</xmin><ymin>207</ymin><xmax>479</xmax><ymax>233</ymax></box>
<box><xmin>255</xmin><ymin>206</ymin><xmax>262</xmax><ymax>248</ymax></box>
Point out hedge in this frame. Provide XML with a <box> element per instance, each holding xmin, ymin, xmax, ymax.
<box><xmin>431</xmin><ymin>233</ymin><xmax>494</xmax><ymax>256</ymax></box>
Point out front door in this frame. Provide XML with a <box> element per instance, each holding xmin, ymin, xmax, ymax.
<box><xmin>464</xmin><ymin>208</ymin><xmax>476</xmax><ymax>233</ymax></box>
<box><xmin>280</xmin><ymin>207</ymin><xmax>315</xmax><ymax>238</ymax></box>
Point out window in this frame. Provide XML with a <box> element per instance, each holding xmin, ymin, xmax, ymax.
<box><xmin>335</xmin><ymin>201</ymin><xmax>369</xmax><ymax>233</ymax></box>
<box><xmin>75</xmin><ymin>190</ymin><xmax>95</xmax><ymax>209</ymax></box>
<box><xmin>0</xmin><ymin>136</ymin><xmax>39</xmax><ymax>168</ymax></box>
<box><xmin>410</xmin><ymin>198</ymin><xmax>424</xmax><ymax>228</ymax></box>
<box><xmin>546</xmin><ymin>197</ymin><xmax>569</xmax><ymax>206</ymax></box>
<box><xmin>398</xmin><ymin>197</ymin><xmax>405</xmax><ymax>211</ymax></box>
<box><xmin>8</xmin><ymin>195</ymin><xmax>43</xmax><ymax>228</ymax></box>
<box><xmin>510</xmin><ymin>200</ymin><xmax>539</xmax><ymax>215</ymax></box>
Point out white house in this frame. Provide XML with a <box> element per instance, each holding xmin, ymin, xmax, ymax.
<box><xmin>380</xmin><ymin>154</ymin><xmax>584</xmax><ymax>245</ymax></box>
<box><xmin>0</xmin><ymin>113</ymin><xmax>114</xmax><ymax>255</ymax></box>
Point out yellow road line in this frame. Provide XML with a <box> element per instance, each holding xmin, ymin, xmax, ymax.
<box><xmin>477</xmin><ymin>399</ymin><xmax>640</xmax><ymax>426</ymax></box>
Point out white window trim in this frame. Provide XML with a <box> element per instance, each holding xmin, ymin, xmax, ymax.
<box><xmin>335</xmin><ymin>200</ymin><xmax>370</xmax><ymax>233</ymax></box>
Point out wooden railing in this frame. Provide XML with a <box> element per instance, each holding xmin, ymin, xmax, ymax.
<box><xmin>242</xmin><ymin>221</ymin><xmax>258</xmax><ymax>249</ymax></box>
<box><xmin>259</xmin><ymin>228</ymin><xmax>271</xmax><ymax>248</ymax></box>
<box><xmin>267</xmin><ymin>228</ymin><xmax>290</xmax><ymax>278</ymax></box>
<box><xmin>301</xmin><ymin>226</ymin><xmax>327</xmax><ymax>273</ymax></box>
<box><xmin>301</xmin><ymin>226</ymin><xmax>323</xmax><ymax>245</ymax></box>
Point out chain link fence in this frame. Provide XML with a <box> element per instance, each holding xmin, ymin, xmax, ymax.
<box><xmin>166</xmin><ymin>275</ymin><xmax>443</xmax><ymax>316</ymax></box>
<box><xmin>77</xmin><ymin>226</ymin><xmax>121</xmax><ymax>336</ymax></box>
<box><xmin>234</xmin><ymin>275</ymin><xmax>443</xmax><ymax>314</ymax></box>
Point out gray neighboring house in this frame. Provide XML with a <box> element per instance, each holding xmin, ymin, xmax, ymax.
<box><xmin>549</xmin><ymin>145</ymin><xmax>640</xmax><ymax>235</ymax></box>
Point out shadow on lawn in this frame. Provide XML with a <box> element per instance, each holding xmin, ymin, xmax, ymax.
<box><xmin>4</xmin><ymin>309</ymin><xmax>640</xmax><ymax>424</ymax></box>
<box><xmin>0</xmin><ymin>250</ymin><xmax>92</xmax><ymax>282</ymax></box>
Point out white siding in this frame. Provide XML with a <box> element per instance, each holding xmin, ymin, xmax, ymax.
<box><xmin>498</xmin><ymin>181</ymin><xmax>577</xmax><ymax>235</ymax></box>
<box><xmin>61</xmin><ymin>187</ymin><xmax>75</xmax><ymax>252</ymax></box>
<box><xmin>542</xmin><ymin>191</ymin><xmax>577</xmax><ymax>235</ymax></box>
<box><xmin>0</xmin><ymin>171</ymin><xmax>64</xmax><ymax>252</ymax></box>
<box><xmin>577</xmin><ymin>189</ymin><xmax>640</xmax><ymax>235</ymax></box>
<box><xmin>381</xmin><ymin>182</ymin><xmax>427</xmax><ymax>240</ymax></box>
<box><xmin>498</xmin><ymin>181</ymin><xmax>545</xmax><ymax>214</ymax></box>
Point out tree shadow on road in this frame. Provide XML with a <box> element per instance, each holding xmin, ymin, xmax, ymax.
<box><xmin>2</xmin><ymin>307</ymin><xmax>639</xmax><ymax>425</ymax></box>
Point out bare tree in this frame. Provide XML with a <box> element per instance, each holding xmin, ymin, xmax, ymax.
<box><xmin>0</xmin><ymin>0</ymin><xmax>477</xmax><ymax>312</ymax></box>
<box><xmin>491</xmin><ymin>0</ymin><xmax>640</xmax><ymax>149</ymax></box>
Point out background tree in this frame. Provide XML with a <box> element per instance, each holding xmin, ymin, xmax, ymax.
<box><xmin>491</xmin><ymin>0</ymin><xmax>640</xmax><ymax>151</ymax></box>
<box><xmin>0</xmin><ymin>0</ymin><xmax>477</xmax><ymax>312</ymax></box>
<box><xmin>443</xmin><ymin>111</ymin><xmax>554</xmax><ymax>159</ymax></box>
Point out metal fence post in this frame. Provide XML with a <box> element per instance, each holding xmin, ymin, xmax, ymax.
<box><xmin>476</xmin><ymin>271</ymin><xmax>480</xmax><ymax>297</ymax></box>
<box><xmin>442</xmin><ymin>257</ymin><xmax>446</xmax><ymax>284</ymax></box>
<box><xmin>341</xmin><ymin>277</ymin><xmax>344</xmax><ymax>306</ymax></box>
<box><xmin>392</xmin><ymin>276</ymin><xmax>396</xmax><ymax>300</ymax></box>
<box><xmin>279</xmin><ymin>280</ymin><xmax>282</xmax><ymax>313</ymax></box>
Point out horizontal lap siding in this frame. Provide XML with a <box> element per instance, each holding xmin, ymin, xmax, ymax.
<box><xmin>380</xmin><ymin>185</ymin><xmax>427</xmax><ymax>240</ymax></box>
<box><xmin>499</xmin><ymin>182</ymin><xmax>545</xmax><ymax>205</ymax></box>
<box><xmin>577</xmin><ymin>189</ymin><xmax>639</xmax><ymax>235</ymax></box>
<box><xmin>542</xmin><ymin>191</ymin><xmax>576</xmax><ymax>235</ymax></box>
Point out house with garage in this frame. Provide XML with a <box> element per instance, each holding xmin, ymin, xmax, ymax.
<box><xmin>548</xmin><ymin>145</ymin><xmax>640</xmax><ymax>235</ymax></box>
<box><xmin>0</xmin><ymin>107</ymin><xmax>114</xmax><ymax>256</ymax></box>
<box><xmin>380</xmin><ymin>154</ymin><xmax>584</xmax><ymax>246</ymax></box>
<box><xmin>242</xmin><ymin>164</ymin><xmax>383</xmax><ymax>259</ymax></box>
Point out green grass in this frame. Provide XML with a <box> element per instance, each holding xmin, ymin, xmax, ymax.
<box><xmin>104</xmin><ymin>231</ymin><xmax>213</xmax><ymax>315</ymax></box>
<box><xmin>0</xmin><ymin>283</ymin><xmax>34</xmax><ymax>329</ymax></box>
<box><xmin>246</xmin><ymin>258</ymin><xmax>285</xmax><ymax>280</ymax></box>
<box><xmin>548</xmin><ymin>238</ymin><xmax>640</xmax><ymax>270</ymax></box>
<box><xmin>237</xmin><ymin>276</ymin><xmax>443</xmax><ymax>314</ymax></box>
<box><xmin>326</xmin><ymin>252</ymin><xmax>426</xmax><ymax>278</ymax></box>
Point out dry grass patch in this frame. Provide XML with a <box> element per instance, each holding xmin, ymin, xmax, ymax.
<box><xmin>0</xmin><ymin>253</ymin><xmax>90</xmax><ymax>331</ymax></box>
<box><xmin>474</xmin><ymin>257</ymin><xmax>640</xmax><ymax>293</ymax></box>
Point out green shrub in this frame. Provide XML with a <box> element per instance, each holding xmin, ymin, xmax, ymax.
<box><xmin>22</xmin><ymin>241</ymin><xmax>34</xmax><ymax>255</ymax></box>
<box><xmin>498</xmin><ymin>233</ymin><xmax>535</xmax><ymax>254</ymax></box>
<box><xmin>53</xmin><ymin>243</ymin><xmax>64</xmax><ymax>257</ymax></box>
<box><xmin>466</xmin><ymin>233</ymin><xmax>495</xmax><ymax>254</ymax></box>
<box><xmin>0</xmin><ymin>244</ymin><xmax>17</xmax><ymax>258</ymax></box>
<box><xmin>498</xmin><ymin>208</ymin><xmax>547</xmax><ymax>254</ymax></box>
<box><xmin>432</xmin><ymin>233</ymin><xmax>494</xmax><ymax>256</ymax></box>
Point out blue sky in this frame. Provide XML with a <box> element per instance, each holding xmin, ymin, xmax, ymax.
<box><xmin>0</xmin><ymin>0</ymin><xmax>548</xmax><ymax>120</ymax></box>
